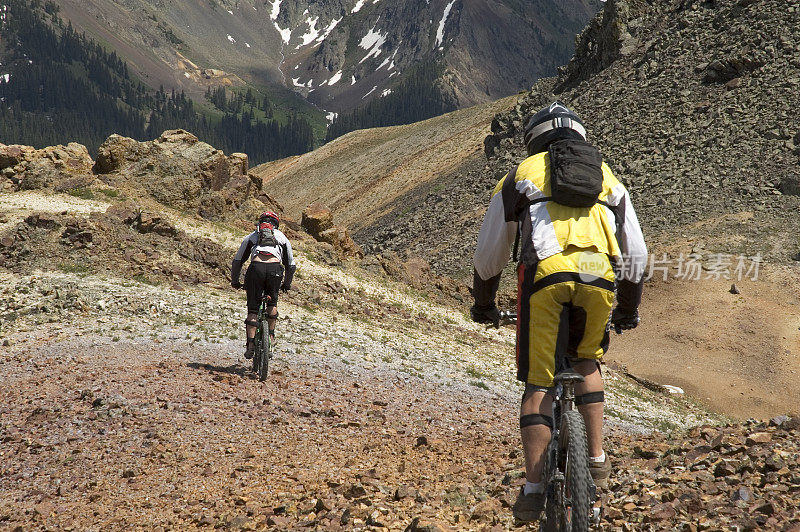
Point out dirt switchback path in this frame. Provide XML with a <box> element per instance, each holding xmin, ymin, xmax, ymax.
<box><xmin>607</xmin><ymin>265</ymin><xmax>800</xmax><ymax>420</ymax></box>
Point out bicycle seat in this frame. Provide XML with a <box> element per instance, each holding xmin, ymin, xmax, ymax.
<box><xmin>553</xmin><ymin>369</ymin><xmax>585</xmax><ymax>385</ymax></box>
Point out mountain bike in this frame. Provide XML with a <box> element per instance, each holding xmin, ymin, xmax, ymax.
<box><xmin>251</xmin><ymin>294</ymin><xmax>273</xmax><ymax>382</ymax></box>
<box><xmin>494</xmin><ymin>311</ymin><xmax>599</xmax><ymax>531</ymax></box>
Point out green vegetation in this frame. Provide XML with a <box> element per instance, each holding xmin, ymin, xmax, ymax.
<box><xmin>98</xmin><ymin>188</ymin><xmax>121</xmax><ymax>198</ymax></box>
<box><xmin>465</xmin><ymin>366</ymin><xmax>492</xmax><ymax>381</ymax></box>
<box><xmin>57</xmin><ymin>261</ymin><xmax>91</xmax><ymax>274</ymax></box>
<box><xmin>66</xmin><ymin>187</ymin><xmax>94</xmax><ymax>200</ymax></box>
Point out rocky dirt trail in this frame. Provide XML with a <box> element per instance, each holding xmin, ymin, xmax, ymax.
<box><xmin>1</xmin><ymin>260</ymin><xmax>740</xmax><ymax>532</ymax></box>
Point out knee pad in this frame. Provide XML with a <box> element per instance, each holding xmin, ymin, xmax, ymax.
<box><xmin>244</xmin><ymin>319</ymin><xmax>259</xmax><ymax>328</ymax></box>
<box><xmin>521</xmin><ymin>384</ymin><xmax>553</xmax><ymax>405</ymax></box>
<box><xmin>575</xmin><ymin>391</ymin><xmax>604</xmax><ymax>406</ymax></box>
<box><xmin>520</xmin><ymin>414</ymin><xmax>554</xmax><ymax>430</ymax></box>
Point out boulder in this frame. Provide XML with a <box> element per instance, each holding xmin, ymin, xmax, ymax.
<box><xmin>104</xmin><ymin>203</ymin><xmax>177</xmax><ymax>236</ymax></box>
<box><xmin>302</xmin><ymin>203</ymin><xmax>362</xmax><ymax>259</ymax></box>
<box><xmin>93</xmin><ymin>134</ymin><xmax>141</xmax><ymax>174</ymax></box>
<box><xmin>0</xmin><ymin>144</ymin><xmax>31</xmax><ymax>169</ymax></box>
<box><xmin>301</xmin><ymin>203</ymin><xmax>335</xmax><ymax>235</ymax></box>
<box><xmin>779</xmin><ymin>175</ymin><xmax>800</xmax><ymax>196</ymax></box>
<box><xmin>317</xmin><ymin>226</ymin><xmax>363</xmax><ymax>259</ymax></box>
<box><xmin>230</xmin><ymin>153</ymin><xmax>249</xmax><ymax>175</ymax></box>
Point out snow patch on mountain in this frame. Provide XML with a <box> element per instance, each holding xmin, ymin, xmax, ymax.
<box><xmin>318</xmin><ymin>17</ymin><xmax>342</xmax><ymax>42</ymax></box>
<box><xmin>328</xmin><ymin>70</ymin><xmax>343</xmax><ymax>85</ymax></box>
<box><xmin>377</xmin><ymin>45</ymin><xmax>400</xmax><ymax>70</ymax></box>
<box><xmin>227</xmin><ymin>35</ymin><xmax>236</xmax><ymax>44</ymax></box>
<box><xmin>270</xmin><ymin>0</ymin><xmax>281</xmax><ymax>21</ymax></box>
<box><xmin>292</xmin><ymin>77</ymin><xmax>313</xmax><ymax>88</ymax></box>
<box><xmin>359</xmin><ymin>26</ymin><xmax>387</xmax><ymax>64</ymax></box>
<box><xmin>275</xmin><ymin>24</ymin><xmax>291</xmax><ymax>44</ymax></box>
<box><xmin>436</xmin><ymin>0</ymin><xmax>456</xmax><ymax>49</ymax></box>
<box><xmin>362</xmin><ymin>85</ymin><xmax>377</xmax><ymax>99</ymax></box>
<box><xmin>269</xmin><ymin>0</ymin><xmax>291</xmax><ymax>44</ymax></box>
<box><xmin>298</xmin><ymin>16</ymin><xmax>320</xmax><ymax>47</ymax></box>
<box><xmin>1</xmin><ymin>73</ymin><xmax>10</xmax><ymax>83</ymax></box>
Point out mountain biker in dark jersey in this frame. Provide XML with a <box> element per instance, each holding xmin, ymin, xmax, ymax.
<box><xmin>471</xmin><ymin>103</ymin><xmax>648</xmax><ymax>521</ymax></box>
<box><xmin>231</xmin><ymin>211</ymin><xmax>296</xmax><ymax>359</ymax></box>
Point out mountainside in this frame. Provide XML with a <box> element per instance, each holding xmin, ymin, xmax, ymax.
<box><xmin>253</xmin><ymin>0</ymin><xmax>800</xmax><ymax>420</ymax></box>
<box><xmin>482</xmin><ymin>0</ymin><xmax>800</xmax><ymax>260</ymax></box>
<box><xmin>252</xmin><ymin>95</ymin><xmax>519</xmax><ymax>231</ymax></box>
<box><xmin>360</xmin><ymin>0</ymin><xmax>800</xmax><ymax>268</ymax></box>
<box><xmin>49</xmin><ymin>0</ymin><xmax>601</xmax><ymax>116</ymax></box>
<box><xmin>279</xmin><ymin>0</ymin><xmax>600</xmax><ymax>112</ymax></box>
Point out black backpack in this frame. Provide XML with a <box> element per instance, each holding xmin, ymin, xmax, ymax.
<box><xmin>257</xmin><ymin>221</ymin><xmax>278</xmax><ymax>247</ymax></box>
<box><xmin>511</xmin><ymin>139</ymin><xmax>623</xmax><ymax>260</ymax></box>
<box><xmin>544</xmin><ymin>139</ymin><xmax>604</xmax><ymax>207</ymax></box>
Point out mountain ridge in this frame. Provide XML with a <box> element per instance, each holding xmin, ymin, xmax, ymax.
<box><xmin>48</xmin><ymin>0</ymin><xmax>601</xmax><ymax>116</ymax></box>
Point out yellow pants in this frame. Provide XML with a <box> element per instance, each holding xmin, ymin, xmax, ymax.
<box><xmin>516</xmin><ymin>249</ymin><xmax>615</xmax><ymax>386</ymax></box>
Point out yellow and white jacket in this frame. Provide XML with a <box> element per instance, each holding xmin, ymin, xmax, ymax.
<box><xmin>473</xmin><ymin>151</ymin><xmax>648</xmax><ymax>309</ymax></box>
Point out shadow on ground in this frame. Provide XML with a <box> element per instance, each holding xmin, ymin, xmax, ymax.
<box><xmin>186</xmin><ymin>362</ymin><xmax>251</xmax><ymax>378</ymax></box>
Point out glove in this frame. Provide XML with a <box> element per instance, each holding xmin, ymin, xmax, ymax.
<box><xmin>231</xmin><ymin>281</ymin><xmax>242</xmax><ymax>289</ymax></box>
<box><xmin>611</xmin><ymin>308</ymin><xmax>639</xmax><ymax>333</ymax></box>
<box><xmin>280</xmin><ymin>284</ymin><xmax>291</xmax><ymax>293</ymax></box>
<box><xmin>470</xmin><ymin>303</ymin><xmax>500</xmax><ymax>325</ymax></box>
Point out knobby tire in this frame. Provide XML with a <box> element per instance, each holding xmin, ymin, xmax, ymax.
<box><xmin>542</xmin><ymin>410</ymin><xmax>592</xmax><ymax>531</ymax></box>
<box><xmin>251</xmin><ymin>334</ymin><xmax>259</xmax><ymax>373</ymax></box>
<box><xmin>257</xmin><ymin>323</ymin><xmax>270</xmax><ymax>381</ymax></box>
<box><xmin>562</xmin><ymin>410</ymin><xmax>592</xmax><ymax>531</ymax></box>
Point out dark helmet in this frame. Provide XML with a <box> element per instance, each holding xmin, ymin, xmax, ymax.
<box><xmin>523</xmin><ymin>102</ymin><xmax>587</xmax><ymax>155</ymax></box>
<box><xmin>259</xmin><ymin>211</ymin><xmax>280</xmax><ymax>228</ymax></box>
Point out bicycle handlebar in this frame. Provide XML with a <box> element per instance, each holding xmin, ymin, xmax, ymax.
<box><xmin>493</xmin><ymin>310</ymin><xmax>517</xmax><ymax>329</ymax></box>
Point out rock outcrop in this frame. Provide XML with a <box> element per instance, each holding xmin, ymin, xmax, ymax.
<box><xmin>1</xmin><ymin>131</ymin><xmax>284</xmax><ymax>227</ymax></box>
<box><xmin>0</xmin><ymin>142</ymin><xmax>96</xmax><ymax>192</ymax></box>
<box><xmin>482</xmin><ymin>0</ymin><xmax>800</xmax><ymax>262</ymax></box>
<box><xmin>0</xmin><ymin>203</ymin><xmax>230</xmax><ymax>285</ymax></box>
<box><xmin>301</xmin><ymin>203</ymin><xmax>363</xmax><ymax>259</ymax></box>
<box><xmin>94</xmin><ymin>130</ymin><xmax>282</xmax><ymax>222</ymax></box>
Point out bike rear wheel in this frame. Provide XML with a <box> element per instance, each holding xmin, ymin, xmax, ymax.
<box><xmin>561</xmin><ymin>410</ymin><xmax>592</xmax><ymax>531</ymax></box>
<box><xmin>257</xmin><ymin>323</ymin><xmax>270</xmax><ymax>381</ymax></box>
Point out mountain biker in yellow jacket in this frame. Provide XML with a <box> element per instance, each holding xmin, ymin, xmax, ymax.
<box><xmin>471</xmin><ymin>102</ymin><xmax>647</xmax><ymax>521</ymax></box>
